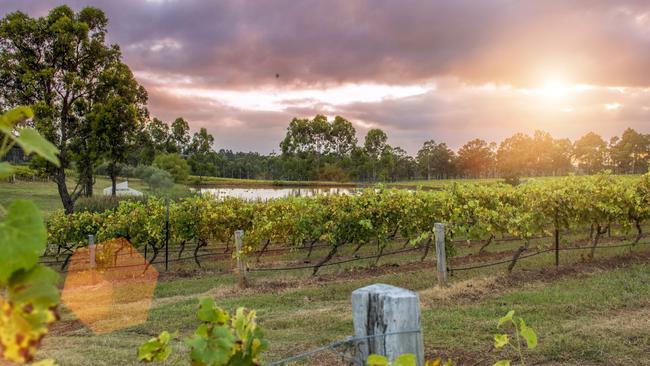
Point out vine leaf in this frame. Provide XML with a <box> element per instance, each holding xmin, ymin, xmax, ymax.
<box><xmin>519</xmin><ymin>318</ymin><xmax>538</xmax><ymax>349</ymax></box>
<box><xmin>0</xmin><ymin>200</ymin><xmax>47</xmax><ymax>284</ymax></box>
<box><xmin>367</xmin><ymin>354</ymin><xmax>390</xmax><ymax>366</ymax></box>
<box><xmin>497</xmin><ymin>310</ymin><xmax>515</xmax><ymax>328</ymax></box>
<box><xmin>393</xmin><ymin>354</ymin><xmax>417</xmax><ymax>366</ymax></box>
<box><xmin>13</xmin><ymin>128</ymin><xmax>60</xmax><ymax>166</ymax></box>
<box><xmin>494</xmin><ymin>333</ymin><xmax>509</xmax><ymax>348</ymax></box>
<box><xmin>138</xmin><ymin>330</ymin><xmax>176</xmax><ymax>362</ymax></box>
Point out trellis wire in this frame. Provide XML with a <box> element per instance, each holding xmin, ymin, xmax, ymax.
<box><xmin>266</xmin><ymin>329</ymin><xmax>421</xmax><ymax>366</ymax></box>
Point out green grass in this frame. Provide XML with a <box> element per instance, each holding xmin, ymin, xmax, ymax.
<box><xmin>0</xmin><ymin>175</ymin><xmax>182</xmax><ymax>215</ymax></box>
<box><xmin>37</xmin><ymin>240</ymin><xmax>650</xmax><ymax>365</ymax></box>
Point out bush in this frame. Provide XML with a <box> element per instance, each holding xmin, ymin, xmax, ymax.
<box><xmin>153</xmin><ymin>153</ymin><xmax>190</xmax><ymax>183</ymax></box>
<box><xmin>147</xmin><ymin>169</ymin><xmax>174</xmax><ymax>191</ymax></box>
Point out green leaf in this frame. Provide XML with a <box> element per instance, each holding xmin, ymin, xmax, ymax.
<box><xmin>0</xmin><ymin>200</ymin><xmax>47</xmax><ymax>284</ymax></box>
<box><xmin>14</xmin><ymin>128</ymin><xmax>60</xmax><ymax>166</ymax></box>
<box><xmin>519</xmin><ymin>318</ymin><xmax>538</xmax><ymax>349</ymax></box>
<box><xmin>8</xmin><ymin>265</ymin><xmax>59</xmax><ymax>307</ymax></box>
<box><xmin>138</xmin><ymin>330</ymin><xmax>174</xmax><ymax>362</ymax></box>
<box><xmin>367</xmin><ymin>354</ymin><xmax>390</xmax><ymax>366</ymax></box>
<box><xmin>497</xmin><ymin>310</ymin><xmax>515</xmax><ymax>328</ymax></box>
<box><xmin>493</xmin><ymin>360</ymin><xmax>510</xmax><ymax>366</ymax></box>
<box><xmin>394</xmin><ymin>354</ymin><xmax>417</xmax><ymax>366</ymax></box>
<box><xmin>0</xmin><ymin>162</ymin><xmax>12</xmax><ymax>178</ymax></box>
<box><xmin>494</xmin><ymin>333</ymin><xmax>509</xmax><ymax>348</ymax></box>
<box><xmin>0</xmin><ymin>106</ymin><xmax>33</xmax><ymax>130</ymax></box>
<box><xmin>196</xmin><ymin>298</ymin><xmax>230</xmax><ymax>324</ymax></box>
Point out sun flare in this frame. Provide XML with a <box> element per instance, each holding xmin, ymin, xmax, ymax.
<box><xmin>541</xmin><ymin>80</ymin><xmax>570</xmax><ymax>99</ymax></box>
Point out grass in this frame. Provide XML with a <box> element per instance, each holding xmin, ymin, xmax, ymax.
<box><xmin>37</xmin><ymin>236</ymin><xmax>650</xmax><ymax>366</ymax></box>
<box><xmin>0</xmin><ymin>175</ymin><xmax>183</xmax><ymax>215</ymax></box>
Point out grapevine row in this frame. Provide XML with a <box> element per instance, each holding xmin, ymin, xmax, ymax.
<box><xmin>46</xmin><ymin>172</ymin><xmax>650</xmax><ymax>274</ymax></box>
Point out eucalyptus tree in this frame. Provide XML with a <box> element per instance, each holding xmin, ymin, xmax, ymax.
<box><xmin>0</xmin><ymin>6</ymin><xmax>146</xmax><ymax>212</ymax></box>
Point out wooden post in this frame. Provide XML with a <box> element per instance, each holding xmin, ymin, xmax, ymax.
<box><xmin>434</xmin><ymin>223</ymin><xmax>448</xmax><ymax>287</ymax></box>
<box><xmin>352</xmin><ymin>284</ymin><xmax>424</xmax><ymax>366</ymax></box>
<box><xmin>88</xmin><ymin>235</ymin><xmax>96</xmax><ymax>269</ymax></box>
<box><xmin>234</xmin><ymin>230</ymin><xmax>248</xmax><ymax>288</ymax></box>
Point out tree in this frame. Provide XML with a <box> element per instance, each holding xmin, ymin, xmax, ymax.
<box><xmin>363</xmin><ymin>128</ymin><xmax>389</xmax><ymax>180</ymax></box>
<box><xmin>549</xmin><ymin>138</ymin><xmax>574</xmax><ymax>175</ymax></box>
<box><xmin>574</xmin><ymin>132</ymin><xmax>607</xmax><ymax>174</ymax></box>
<box><xmin>188</xmin><ymin>127</ymin><xmax>217</xmax><ymax>180</ymax></box>
<box><xmin>457</xmin><ymin>139</ymin><xmax>496</xmax><ymax>178</ymax></box>
<box><xmin>416</xmin><ymin>140</ymin><xmax>456</xmax><ymax>179</ymax></box>
<box><xmin>609</xmin><ymin>128</ymin><xmax>649</xmax><ymax>174</ymax></box>
<box><xmin>0</xmin><ymin>6</ymin><xmax>135</xmax><ymax>213</ymax></box>
<box><xmin>280</xmin><ymin>114</ymin><xmax>358</xmax><ymax>179</ymax></box>
<box><xmin>330</xmin><ymin>116</ymin><xmax>357</xmax><ymax>156</ymax></box>
<box><xmin>169</xmin><ymin>117</ymin><xmax>190</xmax><ymax>154</ymax></box>
<box><xmin>93</xmin><ymin>63</ymin><xmax>148</xmax><ymax>195</ymax></box>
<box><xmin>391</xmin><ymin>146</ymin><xmax>417</xmax><ymax>181</ymax></box>
<box><xmin>153</xmin><ymin>153</ymin><xmax>190</xmax><ymax>183</ymax></box>
<box><xmin>497</xmin><ymin>133</ymin><xmax>534</xmax><ymax>179</ymax></box>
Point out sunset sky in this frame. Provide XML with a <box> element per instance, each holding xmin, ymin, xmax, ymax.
<box><xmin>2</xmin><ymin>0</ymin><xmax>650</xmax><ymax>154</ymax></box>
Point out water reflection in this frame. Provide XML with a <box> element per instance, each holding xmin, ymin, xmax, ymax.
<box><xmin>198</xmin><ymin>187</ymin><xmax>358</xmax><ymax>200</ymax></box>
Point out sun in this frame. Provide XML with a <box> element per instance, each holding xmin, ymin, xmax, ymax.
<box><xmin>541</xmin><ymin>80</ymin><xmax>570</xmax><ymax>99</ymax></box>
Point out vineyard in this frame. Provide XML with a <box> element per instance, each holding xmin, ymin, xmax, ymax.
<box><xmin>44</xmin><ymin>172</ymin><xmax>650</xmax><ymax>277</ymax></box>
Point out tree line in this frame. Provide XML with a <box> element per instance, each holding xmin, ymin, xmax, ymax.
<box><xmin>1</xmin><ymin>6</ymin><xmax>649</xmax><ymax>215</ymax></box>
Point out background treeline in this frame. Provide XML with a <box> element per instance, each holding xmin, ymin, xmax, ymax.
<box><xmin>117</xmin><ymin>113</ymin><xmax>649</xmax><ymax>183</ymax></box>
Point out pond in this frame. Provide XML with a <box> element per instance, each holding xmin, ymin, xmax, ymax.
<box><xmin>197</xmin><ymin>186</ymin><xmax>360</xmax><ymax>201</ymax></box>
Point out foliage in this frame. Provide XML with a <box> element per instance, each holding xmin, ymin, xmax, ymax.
<box><xmin>46</xmin><ymin>172</ymin><xmax>650</xmax><ymax>273</ymax></box>
<box><xmin>493</xmin><ymin>310</ymin><xmax>537</xmax><ymax>366</ymax></box>
<box><xmin>138</xmin><ymin>298</ymin><xmax>267</xmax><ymax>366</ymax></box>
<box><xmin>137</xmin><ymin>331</ymin><xmax>176</xmax><ymax>362</ymax></box>
<box><xmin>367</xmin><ymin>310</ymin><xmax>536</xmax><ymax>366</ymax></box>
<box><xmin>0</xmin><ymin>6</ymin><xmax>146</xmax><ymax>212</ymax></box>
<box><xmin>74</xmin><ymin>195</ymin><xmax>147</xmax><ymax>213</ymax></box>
<box><xmin>0</xmin><ymin>107</ymin><xmax>60</xmax><ymax>364</ymax></box>
<box><xmin>153</xmin><ymin>153</ymin><xmax>190</xmax><ymax>183</ymax></box>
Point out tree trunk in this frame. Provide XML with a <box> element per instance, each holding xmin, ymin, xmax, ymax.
<box><xmin>110</xmin><ymin>162</ymin><xmax>117</xmax><ymax>196</ymax></box>
<box><xmin>55</xmin><ymin>166</ymin><xmax>75</xmax><ymax>214</ymax></box>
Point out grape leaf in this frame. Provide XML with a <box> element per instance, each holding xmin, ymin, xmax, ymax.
<box><xmin>394</xmin><ymin>353</ymin><xmax>417</xmax><ymax>366</ymax></box>
<box><xmin>367</xmin><ymin>354</ymin><xmax>389</xmax><ymax>366</ymax></box>
<box><xmin>0</xmin><ymin>200</ymin><xmax>47</xmax><ymax>284</ymax></box>
<box><xmin>519</xmin><ymin>318</ymin><xmax>538</xmax><ymax>349</ymax></box>
<box><xmin>497</xmin><ymin>310</ymin><xmax>515</xmax><ymax>328</ymax></box>
<box><xmin>13</xmin><ymin>128</ymin><xmax>60</xmax><ymax>166</ymax></box>
<box><xmin>494</xmin><ymin>333</ymin><xmax>509</xmax><ymax>348</ymax></box>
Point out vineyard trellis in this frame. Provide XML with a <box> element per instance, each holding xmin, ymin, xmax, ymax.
<box><xmin>42</xmin><ymin>172</ymin><xmax>650</xmax><ymax>276</ymax></box>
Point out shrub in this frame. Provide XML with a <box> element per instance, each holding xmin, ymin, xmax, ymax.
<box><xmin>153</xmin><ymin>153</ymin><xmax>190</xmax><ymax>183</ymax></box>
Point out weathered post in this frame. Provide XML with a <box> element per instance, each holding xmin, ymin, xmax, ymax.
<box><xmin>234</xmin><ymin>230</ymin><xmax>248</xmax><ymax>288</ymax></box>
<box><xmin>434</xmin><ymin>223</ymin><xmax>448</xmax><ymax>287</ymax></box>
<box><xmin>88</xmin><ymin>234</ymin><xmax>96</xmax><ymax>269</ymax></box>
<box><xmin>352</xmin><ymin>284</ymin><xmax>424</xmax><ymax>366</ymax></box>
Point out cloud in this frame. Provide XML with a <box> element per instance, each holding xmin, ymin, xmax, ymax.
<box><xmin>4</xmin><ymin>1</ymin><xmax>650</xmax><ymax>88</ymax></box>
<box><xmin>2</xmin><ymin>1</ymin><xmax>650</xmax><ymax>153</ymax></box>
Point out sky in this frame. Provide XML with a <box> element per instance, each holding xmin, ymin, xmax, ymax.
<box><xmin>1</xmin><ymin>0</ymin><xmax>650</xmax><ymax>154</ymax></box>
